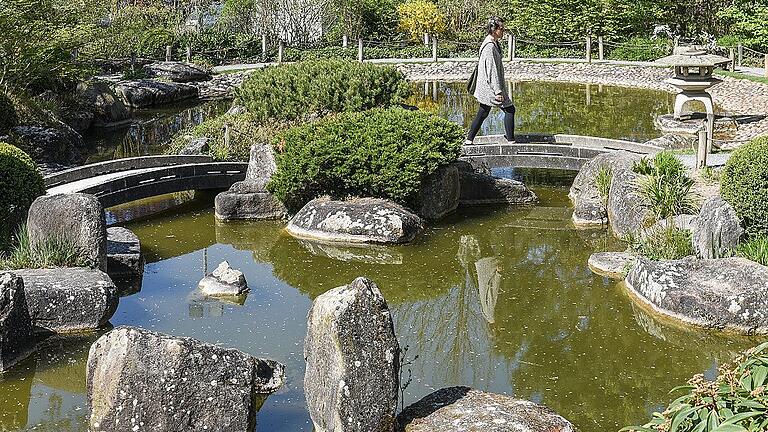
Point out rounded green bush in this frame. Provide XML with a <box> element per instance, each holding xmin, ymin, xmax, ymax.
<box><xmin>267</xmin><ymin>108</ymin><xmax>464</xmax><ymax>210</ymax></box>
<box><xmin>0</xmin><ymin>93</ymin><xmax>18</xmax><ymax>133</ymax></box>
<box><xmin>0</xmin><ymin>143</ymin><xmax>45</xmax><ymax>250</ymax></box>
<box><xmin>721</xmin><ymin>136</ymin><xmax>768</xmax><ymax>234</ymax></box>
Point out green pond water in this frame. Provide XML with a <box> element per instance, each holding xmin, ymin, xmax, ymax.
<box><xmin>0</xmin><ymin>82</ymin><xmax>758</xmax><ymax>431</ymax></box>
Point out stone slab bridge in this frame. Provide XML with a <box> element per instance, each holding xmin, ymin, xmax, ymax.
<box><xmin>44</xmin><ymin>134</ymin><xmax>661</xmax><ymax>207</ymax></box>
<box><xmin>45</xmin><ymin>155</ymin><xmax>248</xmax><ymax>208</ymax></box>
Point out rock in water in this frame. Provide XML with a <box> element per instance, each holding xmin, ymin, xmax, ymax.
<box><xmin>693</xmin><ymin>197</ymin><xmax>743</xmax><ymax>259</ymax></box>
<box><xmin>114</xmin><ymin>79</ymin><xmax>198</xmax><ymax>108</ymax></box>
<box><xmin>397</xmin><ymin>387</ymin><xmax>576</xmax><ymax>432</ymax></box>
<box><xmin>304</xmin><ymin>277</ymin><xmax>400</xmax><ymax>432</ymax></box>
<box><xmin>287</xmin><ymin>198</ymin><xmax>423</xmax><ymax>244</ymax></box>
<box><xmin>16</xmin><ymin>268</ymin><xmax>118</xmax><ymax>333</ymax></box>
<box><xmin>106</xmin><ymin>227</ymin><xmax>144</xmax><ymax>277</ymax></box>
<box><xmin>588</xmin><ymin>252</ymin><xmax>637</xmax><ymax>280</ymax></box>
<box><xmin>0</xmin><ymin>273</ymin><xmax>34</xmax><ymax>372</ymax></box>
<box><xmin>27</xmin><ymin>193</ymin><xmax>107</xmax><ymax>272</ymax></box>
<box><xmin>458</xmin><ymin>171</ymin><xmax>538</xmax><ymax>206</ymax></box>
<box><xmin>198</xmin><ymin>261</ymin><xmax>249</xmax><ymax>297</ymax></box>
<box><xmin>87</xmin><ymin>326</ymin><xmax>285</xmax><ymax>432</ymax></box>
<box><xmin>625</xmin><ymin>257</ymin><xmax>768</xmax><ymax>334</ymax></box>
<box><xmin>414</xmin><ymin>164</ymin><xmax>460</xmax><ymax>220</ymax></box>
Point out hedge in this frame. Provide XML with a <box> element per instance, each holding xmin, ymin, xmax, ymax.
<box><xmin>721</xmin><ymin>136</ymin><xmax>768</xmax><ymax>234</ymax></box>
<box><xmin>267</xmin><ymin>108</ymin><xmax>464</xmax><ymax>210</ymax></box>
<box><xmin>235</xmin><ymin>60</ymin><xmax>410</xmax><ymax>123</ymax></box>
<box><xmin>0</xmin><ymin>143</ymin><xmax>45</xmax><ymax>251</ymax></box>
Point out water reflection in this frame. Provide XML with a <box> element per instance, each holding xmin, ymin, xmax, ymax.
<box><xmin>410</xmin><ymin>81</ymin><xmax>674</xmax><ymax>142</ymax></box>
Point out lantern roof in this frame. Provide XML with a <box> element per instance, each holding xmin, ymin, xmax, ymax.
<box><xmin>655</xmin><ymin>47</ymin><xmax>730</xmax><ymax>67</ymax></box>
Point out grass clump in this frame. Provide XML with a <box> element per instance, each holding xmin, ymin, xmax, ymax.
<box><xmin>0</xmin><ymin>224</ymin><xmax>88</xmax><ymax>270</ymax></box>
<box><xmin>267</xmin><ymin>107</ymin><xmax>464</xmax><ymax>211</ymax></box>
<box><xmin>0</xmin><ymin>143</ymin><xmax>45</xmax><ymax>251</ymax></box>
<box><xmin>634</xmin><ymin>151</ymin><xmax>698</xmax><ymax>222</ymax></box>
<box><xmin>595</xmin><ymin>165</ymin><xmax>613</xmax><ymax>204</ymax></box>
<box><xmin>721</xmin><ymin>136</ymin><xmax>768</xmax><ymax>235</ymax></box>
<box><xmin>625</xmin><ymin>224</ymin><xmax>694</xmax><ymax>261</ymax></box>
<box><xmin>733</xmin><ymin>235</ymin><xmax>768</xmax><ymax>266</ymax></box>
<box><xmin>622</xmin><ymin>341</ymin><xmax>768</xmax><ymax>432</ymax></box>
<box><xmin>235</xmin><ymin>60</ymin><xmax>411</xmax><ymax>123</ymax></box>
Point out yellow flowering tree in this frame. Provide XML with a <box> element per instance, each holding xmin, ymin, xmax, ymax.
<box><xmin>397</xmin><ymin>0</ymin><xmax>446</xmax><ymax>41</ymax></box>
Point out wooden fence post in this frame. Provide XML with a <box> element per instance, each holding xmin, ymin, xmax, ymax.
<box><xmin>278</xmin><ymin>40</ymin><xmax>284</xmax><ymax>64</ymax></box>
<box><xmin>130</xmin><ymin>52</ymin><xmax>137</xmax><ymax>72</ymax></box>
<box><xmin>358</xmin><ymin>38</ymin><xmax>364</xmax><ymax>62</ymax></box>
<box><xmin>737</xmin><ymin>44</ymin><xmax>743</xmax><ymax>67</ymax></box>
<box><xmin>165</xmin><ymin>45</ymin><xmax>172</xmax><ymax>62</ymax></box>
<box><xmin>432</xmin><ymin>37</ymin><xmax>438</xmax><ymax>62</ymax></box>
<box><xmin>343</xmin><ymin>34</ymin><xmax>348</xmax><ymax>48</ymax></box>
<box><xmin>696</xmin><ymin>127</ymin><xmax>707</xmax><ymax>171</ymax></box>
<box><xmin>765</xmin><ymin>54</ymin><xmax>768</xmax><ymax>78</ymax></box>
<box><xmin>586</xmin><ymin>33</ymin><xmax>592</xmax><ymax>63</ymax></box>
<box><xmin>224</xmin><ymin>124</ymin><xmax>231</xmax><ymax>152</ymax></box>
<box><xmin>598</xmin><ymin>36</ymin><xmax>604</xmax><ymax>61</ymax></box>
<box><xmin>729</xmin><ymin>48</ymin><xmax>736</xmax><ymax>72</ymax></box>
<box><xmin>424</xmin><ymin>33</ymin><xmax>429</xmax><ymax>47</ymax></box>
<box><xmin>186</xmin><ymin>46</ymin><xmax>192</xmax><ymax>62</ymax></box>
<box><xmin>506</xmin><ymin>33</ymin><xmax>513</xmax><ymax>61</ymax></box>
<box><xmin>512</xmin><ymin>34</ymin><xmax>516</xmax><ymax>60</ymax></box>
<box><xmin>261</xmin><ymin>34</ymin><xmax>267</xmax><ymax>55</ymax></box>
<box><xmin>71</xmin><ymin>48</ymin><xmax>79</xmax><ymax>61</ymax></box>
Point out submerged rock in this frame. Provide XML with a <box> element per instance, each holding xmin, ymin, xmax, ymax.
<box><xmin>27</xmin><ymin>193</ymin><xmax>107</xmax><ymax>271</ymax></box>
<box><xmin>414</xmin><ymin>164</ymin><xmax>460</xmax><ymax>220</ymax></box>
<box><xmin>143</xmin><ymin>61</ymin><xmax>212</xmax><ymax>83</ymax></box>
<box><xmin>304</xmin><ymin>277</ymin><xmax>400</xmax><ymax>432</ymax></box>
<box><xmin>114</xmin><ymin>79</ymin><xmax>198</xmax><ymax>108</ymax></box>
<box><xmin>87</xmin><ymin>326</ymin><xmax>285</xmax><ymax>432</ymax></box>
<box><xmin>397</xmin><ymin>386</ymin><xmax>576</xmax><ymax>432</ymax></box>
<box><xmin>458</xmin><ymin>171</ymin><xmax>538</xmax><ymax>206</ymax></box>
<box><xmin>198</xmin><ymin>261</ymin><xmax>249</xmax><ymax>297</ymax></box>
<box><xmin>693</xmin><ymin>197</ymin><xmax>743</xmax><ymax>259</ymax></box>
<box><xmin>588</xmin><ymin>252</ymin><xmax>637</xmax><ymax>280</ymax></box>
<box><xmin>287</xmin><ymin>197</ymin><xmax>423</xmax><ymax>244</ymax></box>
<box><xmin>16</xmin><ymin>267</ymin><xmax>118</xmax><ymax>333</ymax></box>
<box><xmin>106</xmin><ymin>227</ymin><xmax>144</xmax><ymax>277</ymax></box>
<box><xmin>625</xmin><ymin>257</ymin><xmax>768</xmax><ymax>334</ymax></box>
<box><xmin>0</xmin><ymin>273</ymin><xmax>34</xmax><ymax>372</ymax></box>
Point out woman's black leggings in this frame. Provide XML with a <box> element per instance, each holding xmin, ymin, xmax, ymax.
<box><xmin>466</xmin><ymin>103</ymin><xmax>516</xmax><ymax>142</ymax></box>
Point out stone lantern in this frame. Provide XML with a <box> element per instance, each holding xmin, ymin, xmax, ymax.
<box><xmin>655</xmin><ymin>47</ymin><xmax>730</xmax><ymax>150</ymax></box>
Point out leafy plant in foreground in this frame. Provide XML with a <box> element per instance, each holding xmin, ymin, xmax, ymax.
<box><xmin>634</xmin><ymin>151</ymin><xmax>698</xmax><ymax>222</ymax></box>
<box><xmin>0</xmin><ymin>224</ymin><xmax>88</xmax><ymax>270</ymax></box>
<box><xmin>624</xmin><ymin>223</ymin><xmax>694</xmax><ymax>261</ymax></box>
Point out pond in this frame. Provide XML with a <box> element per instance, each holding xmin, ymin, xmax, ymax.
<box><xmin>408</xmin><ymin>81</ymin><xmax>674</xmax><ymax>142</ymax></box>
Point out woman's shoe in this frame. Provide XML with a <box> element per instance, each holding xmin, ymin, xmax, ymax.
<box><xmin>504</xmin><ymin>135</ymin><xmax>516</xmax><ymax>144</ymax></box>
<box><xmin>464</xmin><ymin>140</ymin><xmax>474</xmax><ymax>146</ymax></box>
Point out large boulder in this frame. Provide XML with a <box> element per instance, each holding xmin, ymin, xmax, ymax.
<box><xmin>607</xmin><ymin>157</ymin><xmax>650</xmax><ymax>237</ymax></box>
<box><xmin>15</xmin><ymin>268</ymin><xmax>118</xmax><ymax>333</ymax></box>
<box><xmin>143</xmin><ymin>61</ymin><xmax>212</xmax><ymax>83</ymax></box>
<box><xmin>114</xmin><ymin>79</ymin><xmax>198</xmax><ymax>108</ymax></box>
<box><xmin>625</xmin><ymin>257</ymin><xmax>768</xmax><ymax>334</ymax></box>
<box><xmin>9</xmin><ymin>125</ymin><xmax>85</xmax><ymax>165</ymax></box>
<box><xmin>458</xmin><ymin>171</ymin><xmax>538</xmax><ymax>206</ymax></box>
<box><xmin>77</xmin><ymin>80</ymin><xmax>131</xmax><ymax>127</ymax></box>
<box><xmin>0</xmin><ymin>273</ymin><xmax>34</xmax><ymax>372</ymax></box>
<box><xmin>693</xmin><ymin>197</ymin><xmax>744</xmax><ymax>259</ymax></box>
<box><xmin>179</xmin><ymin>137</ymin><xmax>210</xmax><ymax>155</ymax></box>
<box><xmin>215</xmin><ymin>143</ymin><xmax>286</xmax><ymax>221</ymax></box>
<box><xmin>197</xmin><ymin>261</ymin><xmax>249</xmax><ymax>297</ymax></box>
<box><xmin>397</xmin><ymin>387</ymin><xmax>576</xmax><ymax>432</ymax></box>
<box><xmin>87</xmin><ymin>326</ymin><xmax>285</xmax><ymax>432</ymax></box>
<box><xmin>27</xmin><ymin>193</ymin><xmax>107</xmax><ymax>271</ymax></box>
<box><xmin>287</xmin><ymin>197</ymin><xmax>424</xmax><ymax>244</ymax></box>
<box><xmin>106</xmin><ymin>227</ymin><xmax>144</xmax><ymax>277</ymax></box>
<box><xmin>305</xmin><ymin>277</ymin><xmax>400</xmax><ymax>432</ymax></box>
<box><xmin>414</xmin><ymin>164</ymin><xmax>460</xmax><ymax>220</ymax></box>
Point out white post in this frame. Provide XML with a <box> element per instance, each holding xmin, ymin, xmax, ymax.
<box><xmin>729</xmin><ymin>48</ymin><xmax>736</xmax><ymax>72</ymax></box>
<box><xmin>432</xmin><ymin>81</ymin><xmax>438</xmax><ymax>100</ymax></box>
<box><xmin>278</xmin><ymin>40</ymin><xmax>284</xmax><ymax>64</ymax></box>
<box><xmin>585</xmin><ymin>83</ymin><xmax>591</xmax><ymax>106</ymax></box>
<box><xmin>586</xmin><ymin>34</ymin><xmax>592</xmax><ymax>63</ymax></box>
<box><xmin>598</xmin><ymin>36</ymin><xmax>604</xmax><ymax>61</ymax></box>
<box><xmin>764</xmin><ymin>54</ymin><xmax>768</xmax><ymax>78</ymax></box>
<box><xmin>706</xmin><ymin>113</ymin><xmax>715</xmax><ymax>154</ymax></box>
<box><xmin>511</xmin><ymin>34</ymin><xmax>516</xmax><ymax>60</ymax></box>
<box><xmin>343</xmin><ymin>34</ymin><xmax>348</xmax><ymax>48</ymax></box>
<box><xmin>737</xmin><ymin>44</ymin><xmax>743</xmax><ymax>67</ymax></box>
<box><xmin>424</xmin><ymin>33</ymin><xmax>429</xmax><ymax>46</ymax></box>
<box><xmin>186</xmin><ymin>46</ymin><xmax>192</xmax><ymax>62</ymax></box>
<box><xmin>696</xmin><ymin>127</ymin><xmax>707</xmax><ymax>171</ymax></box>
<box><xmin>358</xmin><ymin>38</ymin><xmax>364</xmax><ymax>62</ymax></box>
<box><xmin>261</xmin><ymin>34</ymin><xmax>267</xmax><ymax>55</ymax></box>
<box><xmin>165</xmin><ymin>45</ymin><xmax>172</xmax><ymax>62</ymax></box>
<box><xmin>506</xmin><ymin>33</ymin><xmax>513</xmax><ymax>61</ymax></box>
<box><xmin>432</xmin><ymin>37</ymin><xmax>438</xmax><ymax>62</ymax></box>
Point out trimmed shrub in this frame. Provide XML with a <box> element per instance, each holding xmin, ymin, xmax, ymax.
<box><xmin>0</xmin><ymin>93</ymin><xmax>18</xmax><ymax>133</ymax></box>
<box><xmin>267</xmin><ymin>108</ymin><xmax>464</xmax><ymax>210</ymax></box>
<box><xmin>235</xmin><ymin>60</ymin><xmax>410</xmax><ymax>123</ymax></box>
<box><xmin>722</xmin><ymin>136</ymin><xmax>768</xmax><ymax>235</ymax></box>
<box><xmin>0</xmin><ymin>143</ymin><xmax>46</xmax><ymax>251</ymax></box>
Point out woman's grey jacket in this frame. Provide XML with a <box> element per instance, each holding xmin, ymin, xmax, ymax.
<box><xmin>473</xmin><ymin>35</ymin><xmax>513</xmax><ymax>108</ymax></box>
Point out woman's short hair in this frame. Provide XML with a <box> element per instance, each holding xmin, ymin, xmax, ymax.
<box><xmin>487</xmin><ymin>16</ymin><xmax>505</xmax><ymax>35</ymax></box>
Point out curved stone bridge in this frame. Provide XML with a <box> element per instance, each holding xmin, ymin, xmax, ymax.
<box><xmin>45</xmin><ymin>155</ymin><xmax>248</xmax><ymax>208</ymax></box>
<box><xmin>461</xmin><ymin>134</ymin><xmax>662</xmax><ymax>171</ymax></box>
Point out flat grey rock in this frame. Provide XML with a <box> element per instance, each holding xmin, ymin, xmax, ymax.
<box><xmin>106</xmin><ymin>227</ymin><xmax>144</xmax><ymax>277</ymax></box>
<box><xmin>244</xmin><ymin>142</ymin><xmax>278</xmax><ymax>190</ymax></box>
<box><xmin>0</xmin><ymin>272</ymin><xmax>34</xmax><ymax>372</ymax></box>
<box><xmin>588</xmin><ymin>252</ymin><xmax>637</xmax><ymax>280</ymax></box>
<box><xmin>287</xmin><ymin>197</ymin><xmax>423</xmax><ymax>245</ymax></box>
<box><xmin>458</xmin><ymin>171</ymin><xmax>538</xmax><ymax>206</ymax></box>
<box><xmin>87</xmin><ymin>326</ymin><xmax>285</xmax><ymax>432</ymax></box>
<box><xmin>27</xmin><ymin>193</ymin><xmax>107</xmax><ymax>272</ymax></box>
<box><xmin>693</xmin><ymin>197</ymin><xmax>743</xmax><ymax>259</ymax></box>
<box><xmin>625</xmin><ymin>257</ymin><xmax>768</xmax><ymax>334</ymax></box>
<box><xmin>16</xmin><ymin>267</ymin><xmax>118</xmax><ymax>333</ymax></box>
<box><xmin>215</xmin><ymin>185</ymin><xmax>287</xmax><ymax>221</ymax></box>
<box><xmin>197</xmin><ymin>261</ymin><xmax>248</xmax><ymax>297</ymax></box>
<box><xmin>179</xmin><ymin>137</ymin><xmax>210</xmax><ymax>155</ymax></box>
<box><xmin>414</xmin><ymin>164</ymin><xmax>460</xmax><ymax>220</ymax></box>
<box><xmin>114</xmin><ymin>79</ymin><xmax>198</xmax><ymax>108</ymax></box>
<box><xmin>305</xmin><ymin>277</ymin><xmax>399</xmax><ymax>432</ymax></box>
<box><xmin>143</xmin><ymin>61</ymin><xmax>212</xmax><ymax>83</ymax></box>
<box><xmin>397</xmin><ymin>386</ymin><xmax>576</xmax><ymax>432</ymax></box>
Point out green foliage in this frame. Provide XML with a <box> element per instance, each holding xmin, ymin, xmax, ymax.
<box><xmin>625</xmin><ymin>224</ymin><xmax>694</xmax><ymax>261</ymax></box>
<box><xmin>0</xmin><ymin>224</ymin><xmax>87</xmax><ymax>270</ymax></box>
<box><xmin>734</xmin><ymin>235</ymin><xmax>768</xmax><ymax>267</ymax></box>
<box><xmin>0</xmin><ymin>93</ymin><xmax>18</xmax><ymax>133</ymax></box>
<box><xmin>596</xmin><ymin>165</ymin><xmax>613</xmax><ymax>203</ymax></box>
<box><xmin>86</xmin><ymin>5</ymin><xmax>182</xmax><ymax>59</ymax></box>
<box><xmin>0</xmin><ymin>143</ymin><xmax>45</xmax><ymax>251</ymax></box>
<box><xmin>721</xmin><ymin>136</ymin><xmax>768</xmax><ymax>235</ymax></box>
<box><xmin>236</xmin><ymin>60</ymin><xmax>411</xmax><ymax>123</ymax></box>
<box><xmin>717</xmin><ymin>2</ymin><xmax>768</xmax><ymax>52</ymax></box>
<box><xmin>397</xmin><ymin>0</ymin><xmax>447</xmax><ymax>40</ymax></box>
<box><xmin>267</xmin><ymin>108</ymin><xmax>464</xmax><ymax>210</ymax></box>
<box><xmin>607</xmin><ymin>37</ymin><xmax>671</xmax><ymax>62</ymax></box>
<box><xmin>634</xmin><ymin>151</ymin><xmax>698</xmax><ymax>222</ymax></box>
<box><xmin>622</xmin><ymin>342</ymin><xmax>768</xmax><ymax>432</ymax></box>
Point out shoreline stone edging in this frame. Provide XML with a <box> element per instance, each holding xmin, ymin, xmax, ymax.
<box><xmin>397</xmin><ymin>386</ymin><xmax>576</xmax><ymax>432</ymax></box>
<box><xmin>588</xmin><ymin>252</ymin><xmax>637</xmax><ymax>280</ymax></box>
<box><xmin>0</xmin><ymin>272</ymin><xmax>35</xmax><ymax>372</ymax></box>
<box><xmin>87</xmin><ymin>326</ymin><xmax>285</xmax><ymax>432</ymax></box>
<box><xmin>624</xmin><ymin>257</ymin><xmax>768</xmax><ymax>334</ymax></box>
<box><xmin>15</xmin><ymin>268</ymin><xmax>118</xmax><ymax>333</ymax></box>
<box><xmin>286</xmin><ymin>197</ymin><xmax>424</xmax><ymax>245</ymax></box>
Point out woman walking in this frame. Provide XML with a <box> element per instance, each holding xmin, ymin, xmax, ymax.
<box><xmin>466</xmin><ymin>16</ymin><xmax>515</xmax><ymax>144</ymax></box>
